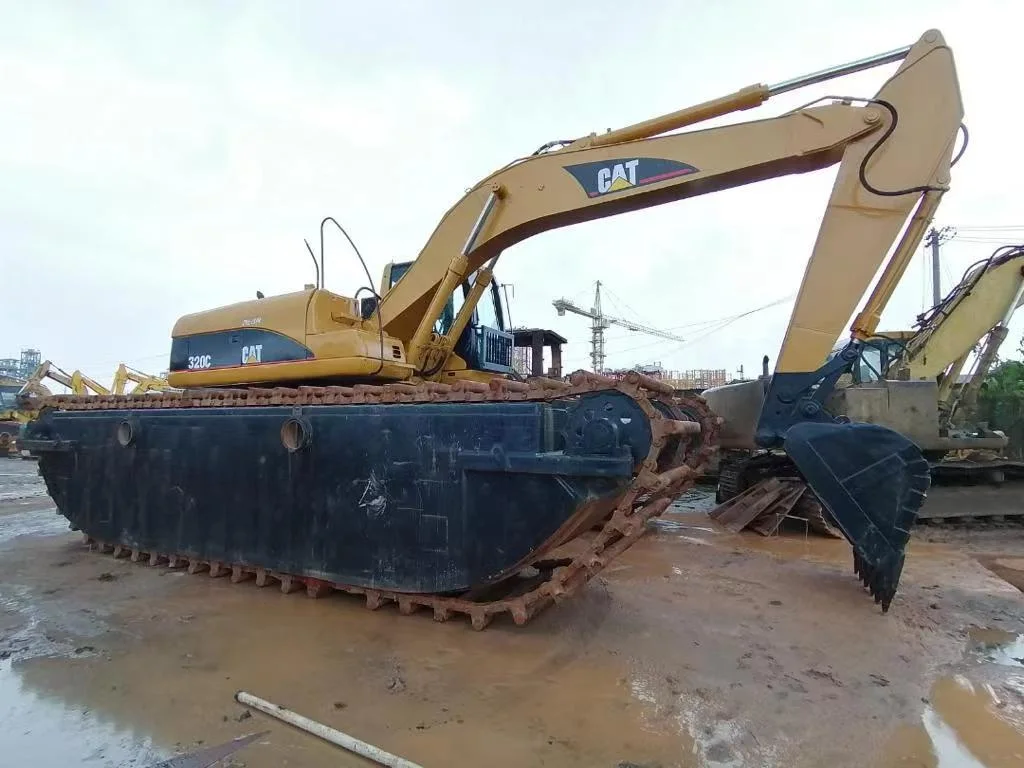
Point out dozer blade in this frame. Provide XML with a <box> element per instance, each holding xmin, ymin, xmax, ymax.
<box><xmin>783</xmin><ymin>421</ymin><xmax>931</xmax><ymax>611</ymax></box>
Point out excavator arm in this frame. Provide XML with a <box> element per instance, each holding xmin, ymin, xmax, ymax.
<box><xmin>112</xmin><ymin>363</ymin><xmax>172</xmax><ymax>395</ymax></box>
<box><xmin>898</xmin><ymin>245</ymin><xmax>1024</xmax><ymax>391</ymax></box>
<box><xmin>18</xmin><ymin>361</ymin><xmax>110</xmax><ymax>399</ymax></box>
<box><xmin>17</xmin><ymin>361</ymin><xmax>56</xmax><ymax>400</ymax></box>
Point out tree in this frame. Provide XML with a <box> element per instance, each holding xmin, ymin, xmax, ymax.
<box><xmin>976</xmin><ymin>338</ymin><xmax>1024</xmax><ymax>456</ymax></box>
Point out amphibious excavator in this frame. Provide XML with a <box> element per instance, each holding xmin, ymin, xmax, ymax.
<box><xmin>706</xmin><ymin>244</ymin><xmax>1024</xmax><ymax>510</ymax></box>
<box><xmin>24</xmin><ymin>30</ymin><xmax>964</xmax><ymax>622</ymax></box>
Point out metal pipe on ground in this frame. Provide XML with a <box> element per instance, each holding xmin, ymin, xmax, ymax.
<box><xmin>234</xmin><ymin>691</ymin><xmax>425</xmax><ymax>768</ymax></box>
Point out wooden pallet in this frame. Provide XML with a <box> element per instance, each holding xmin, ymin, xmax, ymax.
<box><xmin>709</xmin><ymin>478</ymin><xmax>841</xmax><ymax>538</ymax></box>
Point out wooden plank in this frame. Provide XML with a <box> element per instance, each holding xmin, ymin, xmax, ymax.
<box><xmin>710</xmin><ymin>478</ymin><xmax>786</xmax><ymax>532</ymax></box>
<box><xmin>750</xmin><ymin>483</ymin><xmax>806</xmax><ymax>536</ymax></box>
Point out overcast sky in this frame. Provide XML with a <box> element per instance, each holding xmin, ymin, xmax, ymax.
<box><xmin>2</xmin><ymin>0</ymin><xmax>1022</xmax><ymax>385</ymax></box>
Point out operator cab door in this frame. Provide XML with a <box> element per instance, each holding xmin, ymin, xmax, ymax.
<box><xmin>825</xmin><ymin>337</ymin><xmax>902</xmax><ymax>384</ymax></box>
<box><xmin>386</xmin><ymin>262</ymin><xmax>514</xmax><ymax>374</ymax></box>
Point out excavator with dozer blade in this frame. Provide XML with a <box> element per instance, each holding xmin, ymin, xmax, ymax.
<box><xmin>24</xmin><ymin>30</ymin><xmax>965</xmax><ymax>624</ymax></box>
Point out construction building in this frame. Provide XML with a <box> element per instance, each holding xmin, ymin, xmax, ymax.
<box><xmin>608</xmin><ymin>362</ymin><xmax>730</xmax><ymax>391</ymax></box>
<box><xmin>0</xmin><ymin>349</ymin><xmax>41</xmax><ymax>381</ymax></box>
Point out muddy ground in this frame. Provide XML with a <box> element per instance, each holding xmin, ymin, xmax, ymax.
<box><xmin>0</xmin><ymin>459</ymin><xmax>1022</xmax><ymax>768</ymax></box>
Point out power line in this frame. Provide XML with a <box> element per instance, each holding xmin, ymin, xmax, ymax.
<box><xmin>601</xmin><ymin>295</ymin><xmax>796</xmax><ymax>342</ymax></box>
<box><xmin>953</xmin><ymin>224</ymin><xmax>1024</xmax><ymax>231</ymax></box>
<box><xmin>613</xmin><ymin>336</ymin><xmax>689</xmax><ymax>356</ymax></box>
<box><xmin>601</xmin><ymin>284</ymin><xmax>655</xmax><ymax>327</ymax></box>
<box><xmin>609</xmin><ymin>295</ymin><xmax>793</xmax><ymax>357</ymax></box>
<box><xmin>602</xmin><ymin>316</ymin><xmax>738</xmax><ymax>342</ymax></box>
<box><xmin>678</xmin><ymin>297</ymin><xmax>793</xmax><ymax>349</ymax></box>
<box><xmin>949</xmin><ymin>237</ymin><xmax>1024</xmax><ymax>245</ymax></box>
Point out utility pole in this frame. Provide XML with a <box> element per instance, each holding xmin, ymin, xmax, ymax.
<box><xmin>925</xmin><ymin>226</ymin><xmax>956</xmax><ymax>306</ymax></box>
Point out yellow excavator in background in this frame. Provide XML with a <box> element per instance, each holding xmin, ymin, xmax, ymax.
<box><xmin>18</xmin><ymin>360</ymin><xmax>110</xmax><ymax>399</ymax></box>
<box><xmin>706</xmin><ymin>243</ymin><xmax>1024</xmax><ymax>517</ymax></box>
<box><xmin>889</xmin><ymin>244</ymin><xmax>1024</xmax><ymax>435</ymax></box>
<box><xmin>18</xmin><ymin>361</ymin><xmax>171</xmax><ymax>400</ymax></box>
<box><xmin>0</xmin><ymin>375</ymin><xmax>25</xmax><ymax>456</ymax></box>
<box><xmin>3</xmin><ymin>362</ymin><xmax>110</xmax><ymax>455</ymax></box>
<box><xmin>110</xmin><ymin>363</ymin><xmax>171</xmax><ymax>395</ymax></box>
<box><xmin>25</xmin><ymin>30</ymin><xmax>965</xmax><ymax>620</ymax></box>
<box><xmin>6</xmin><ymin>361</ymin><xmax>171</xmax><ymax>456</ymax></box>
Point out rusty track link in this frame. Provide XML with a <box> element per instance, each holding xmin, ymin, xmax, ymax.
<box><xmin>41</xmin><ymin>371</ymin><xmax>720</xmax><ymax>630</ymax></box>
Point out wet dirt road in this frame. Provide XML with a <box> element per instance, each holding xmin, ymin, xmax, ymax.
<box><xmin>1</xmin><ymin>461</ymin><xmax>1022</xmax><ymax>767</ymax></box>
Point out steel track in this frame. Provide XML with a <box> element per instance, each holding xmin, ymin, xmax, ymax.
<box><xmin>38</xmin><ymin>371</ymin><xmax>720</xmax><ymax>629</ymax></box>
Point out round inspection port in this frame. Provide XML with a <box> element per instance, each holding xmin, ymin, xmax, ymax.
<box><xmin>116</xmin><ymin>420</ymin><xmax>135</xmax><ymax>447</ymax></box>
<box><xmin>280</xmin><ymin>418</ymin><xmax>311</xmax><ymax>452</ymax></box>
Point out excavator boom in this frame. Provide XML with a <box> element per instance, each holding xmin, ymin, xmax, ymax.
<box><xmin>378</xmin><ymin>32</ymin><xmax>960</xmax><ymax>381</ymax></box>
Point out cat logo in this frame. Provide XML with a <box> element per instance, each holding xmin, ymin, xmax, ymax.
<box><xmin>597</xmin><ymin>159</ymin><xmax>640</xmax><ymax>194</ymax></box>
<box><xmin>241</xmin><ymin>344</ymin><xmax>263</xmax><ymax>365</ymax></box>
<box><xmin>562</xmin><ymin>157</ymin><xmax>699</xmax><ymax>198</ymax></box>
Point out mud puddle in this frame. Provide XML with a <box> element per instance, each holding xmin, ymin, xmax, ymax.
<box><xmin>651</xmin><ymin>507</ymin><xmax>850</xmax><ymax>565</ymax></box>
<box><xmin>667</xmin><ymin>485</ymin><xmax>717</xmax><ymax>514</ymax></box>
<box><xmin>0</xmin><ymin>462</ymin><xmax>49</xmax><ymax>503</ymax></box>
<box><xmin>969</xmin><ymin>627</ymin><xmax>1024</xmax><ymax>669</ymax></box>
<box><xmin>0</xmin><ymin>659</ymin><xmax>167</xmax><ymax>766</ymax></box>
<box><xmin>883</xmin><ymin>629</ymin><xmax>1024</xmax><ymax>767</ymax></box>
<box><xmin>0</xmin><ymin>506</ymin><xmax>69</xmax><ymax>545</ymax></box>
<box><xmin>0</xmin><ymin>572</ymin><xmax>700</xmax><ymax>768</ymax></box>
<box><xmin>977</xmin><ymin>556</ymin><xmax>1024</xmax><ymax>594</ymax></box>
<box><xmin>653</xmin><ymin>508</ymin><xmax>965</xmax><ymax>571</ymax></box>
<box><xmin>628</xmin><ymin>670</ymin><xmax>778</xmax><ymax>767</ymax></box>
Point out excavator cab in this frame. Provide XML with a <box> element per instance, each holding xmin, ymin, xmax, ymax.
<box><xmin>385</xmin><ymin>260</ymin><xmax>515</xmax><ymax>375</ymax></box>
<box><xmin>826</xmin><ymin>336</ymin><xmax>905</xmax><ymax>384</ymax></box>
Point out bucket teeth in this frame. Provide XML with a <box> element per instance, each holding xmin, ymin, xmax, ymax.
<box><xmin>850</xmin><ymin>549</ymin><xmax>901</xmax><ymax>612</ymax></box>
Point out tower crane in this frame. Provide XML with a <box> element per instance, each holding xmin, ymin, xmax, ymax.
<box><xmin>553</xmin><ymin>281</ymin><xmax>684</xmax><ymax>372</ymax></box>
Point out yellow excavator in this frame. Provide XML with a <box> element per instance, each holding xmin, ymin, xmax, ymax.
<box><xmin>706</xmin><ymin>243</ymin><xmax>1024</xmax><ymax>512</ymax></box>
<box><xmin>24</xmin><ymin>30</ymin><xmax>964</xmax><ymax>622</ymax></box>
<box><xmin>18</xmin><ymin>360</ymin><xmax>111</xmax><ymax>399</ymax></box>
<box><xmin>110</xmin><ymin>363</ymin><xmax>172</xmax><ymax>395</ymax></box>
<box><xmin>0</xmin><ymin>375</ymin><xmax>24</xmax><ymax>455</ymax></box>
<box><xmin>884</xmin><ymin>244</ymin><xmax>1024</xmax><ymax>439</ymax></box>
<box><xmin>17</xmin><ymin>361</ymin><xmax>171</xmax><ymax>400</ymax></box>
<box><xmin>9</xmin><ymin>362</ymin><xmax>170</xmax><ymax>457</ymax></box>
<box><xmin>3</xmin><ymin>362</ymin><xmax>109</xmax><ymax>455</ymax></box>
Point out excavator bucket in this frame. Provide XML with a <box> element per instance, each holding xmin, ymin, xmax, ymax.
<box><xmin>783</xmin><ymin>421</ymin><xmax>931</xmax><ymax>610</ymax></box>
